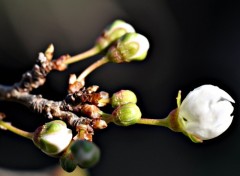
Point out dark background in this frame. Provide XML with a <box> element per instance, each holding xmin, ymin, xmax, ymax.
<box><xmin>0</xmin><ymin>0</ymin><xmax>240</xmax><ymax>176</ymax></box>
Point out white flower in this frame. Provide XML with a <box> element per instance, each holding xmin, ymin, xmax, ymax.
<box><xmin>178</xmin><ymin>84</ymin><xmax>235</xmax><ymax>140</ymax></box>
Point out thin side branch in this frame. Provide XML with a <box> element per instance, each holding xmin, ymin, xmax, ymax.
<box><xmin>14</xmin><ymin>53</ymin><xmax>53</xmax><ymax>93</ymax></box>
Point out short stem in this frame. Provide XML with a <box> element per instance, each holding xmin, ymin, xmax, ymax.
<box><xmin>79</xmin><ymin>129</ymin><xmax>87</xmax><ymax>140</ymax></box>
<box><xmin>0</xmin><ymin>120</ymin><xmax>33</xmax><ymax>140</ymax></box>
<box><xmin>63</xmin><ymin>46</ymin><xmax>100</xmax><ymax>65</ymax></box>
<box><xmin>137</xmin><ymin>117</ymin><xmax>169</xmax><ymax>128</ymax></box>
<box><xmin>100</xmin><ymin>112</ymin><xmax>114</xmax><ymax>124</ymax></box>
<box><xmin>77</xmin><ymin>56</ymin><xmax>109</xmax><ymax>82</ymax></box>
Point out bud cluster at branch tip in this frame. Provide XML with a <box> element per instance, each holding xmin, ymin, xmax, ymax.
<box><xmin>60</xmin><ymin>20</ymin><xmax>136</xmax><ymax>66</ymax></box>
<box><xmin>100</xmin><ymin>90</ymin><xmax>142</xmax><ymax>126</ymax></box>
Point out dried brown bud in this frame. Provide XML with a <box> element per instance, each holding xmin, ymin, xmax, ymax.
<box><xmin>79</xmin><ymin>91</ymin><xmax>109</xmax><ymax>107</ymax></box>
<box><xmin>86</xmin><ymin>85</ymin><xmax>99</xmax><ymax>94</ymax></box>
<box><xmin>68</xmin><ymin>80</ymin><xmax>85</xmax><ymax>94</ymax></box>
<box><xmin>52</xmin><ymin>55</ymin><xmax>70</xmax><ymax>71</ymax></box>
<box><xmin>44</xmin><ymin>44</ymin><xmax>54</xmax><ymax>61</ymax></box>
<box><xmin>92</xmin><ymin>119</ymin><xmax>107</xmax><ymax>129</ymax></box>
<box><xmin>0</xmin><ymin>113</ymin><xmax>6</xmax><ymax>120</ymax></box>
<box><xmin>79</xmin><ymin>104</ymin><xmax>101</xmax><ymax>119</ymax></box>
<box><xmin>75</xmin><ymin>124</ymin><xmax>93</xmax><ymax>141</ymax></box>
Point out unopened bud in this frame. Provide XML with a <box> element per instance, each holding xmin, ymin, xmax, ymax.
<box><xmin>107</xmin><ymin>32</ymin><xmax>150</xmax><ymax>63</ymax></box>
<box><xmin>112</xmin><ymin>103</ymin><xmax>141</xmax><ymax>126</ymax></box>
<box><xmin>96</xmin><ymin>20</ymin><xmax>135</xmax><ymax>50</ymax></box>
<box><xmin>111</xmin><ymin>90</ymin><xmax>137</xmax><ymax>108</ymax></box>
<box><xmin>33</xmin><ymin>120</ymin><xmax>73</xmax><ymax>156</ymax></box>
<box><xmin>60</xmin><ymin>150</ymin><xmax>77</xmax><ymax>173</ymax></box>
<box><xmin>70</xmin><ymin>140</ymin><xmax>100</xmax><ymax>168</ymax></box>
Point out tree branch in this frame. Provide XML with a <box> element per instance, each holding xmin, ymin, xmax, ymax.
<box><xmin>0</xmin><ymin>84</ymin><xmax>91</xmax><ymax>130</ymax></box>
<box><xmin>0</xmin><ymin>45</ymin><xmax>111</xmax><ymax>141</ymax></box>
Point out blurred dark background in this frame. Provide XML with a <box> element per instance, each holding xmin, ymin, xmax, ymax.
<box><xmin>0</xmin><ymin>0</ymin><xmax>240</xmax><ymax>176</ymax></box>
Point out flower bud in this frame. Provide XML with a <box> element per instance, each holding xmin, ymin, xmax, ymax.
<box><xmin>111</xmin><ymin>90</ymin><xmax>137</xmax><ymax>108</ymax></box>
<box><xmin>70</xmin><ymin>140</ymin><xmax>100</xmax><ymax>169</ymax></box>
<box><xmin>60</xmin><ymin>150</ymin><xmax>77</xmax><ymax>173</ymax></box>
<box><xmin>96</xmin><ymin>20</ymin><xmax>135</xmax><ymax>50</ymax></box>
<box><xmin>178</xmin><ymin>85</ymin><xmax>235</xmax><ymax>141</ymax></box>
<box><xmin>33</xmin><ymin>120</ymin><xmax>73</xmax><ymax>156</ymax></box>
<box><xmin>112</xmin><ymin>103</ymin><xmax>142</xmax><ymax>126</ymax></box>
<box><xmin>107</xmin><ymin>32</ymin><xmax>150</xmax><ymax>63</ymax></box>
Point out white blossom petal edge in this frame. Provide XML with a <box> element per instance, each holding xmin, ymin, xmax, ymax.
<box><xmin>178</xmin><ymin>84</ymin><xmax>235</xmax><ymax>140</ymax></box>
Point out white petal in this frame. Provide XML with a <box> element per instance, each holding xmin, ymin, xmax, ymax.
<box><xmin>128</xmin><ymin>33</ymin><xmax>150</xmax><ymax>59</ymax></box>
<box><xmin>107</xmin><ymin>20</ymin><xmax>135</xmax><ymax>35</ymax></box>
<box><xmin>42</xmin><ymin>128</ymin><xmax>72</xmax><ymax>154</ymax></box>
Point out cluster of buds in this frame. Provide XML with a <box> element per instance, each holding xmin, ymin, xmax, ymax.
<box><xmin>95</xmin><ymin>19</ymin><xmax>149</xmax><ymax>63</ymax></box>
<box><xmin>31</xmin><ymin>89</ymin><xmax>142</xmax><ymax>172</ymax></box>
<box><xmin>110</xmin><ymin>90</ymin><xmax>141</xmax><ymax>126</ymax></box>
<box><xmin>95</xmin><ymin>19</ymin><xmax>136</xmax><ymax>51</ymax></box>
<box><xmin>64</xmin><ymin>85</ymin><xmax>109</xmax><ymax>129</ymax></box>
<box><xmin>32</xmin><ymin>120</ymin><xmax>100</xmax><ymax>172</ymax></box>
<box><xmin>60</xmin><ymin>140</ymin><xmax>100</xmax><ymax>172</ymax></box>
<box><xmin>66</xmin><ymin>19</ymin><xmax>150</xmax><ymax>91</ymax></box>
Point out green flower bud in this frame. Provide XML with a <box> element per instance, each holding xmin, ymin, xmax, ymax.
<box><xmin>60</xmin><ymin>151</ymin><xmax>77</xmax><ymax>173</ymax></box>
<box><xmin>70</xmin><ymin>140</ymin><xmax>100</xmax><ymax>169</ymax></box>
<box><xmin>33</xmin><ymin>120</ymin><xmax>72</xmax><ymax>156</ymax></box>
<box><xmin>107</xmin><ymin>32</ymin><xmax>150</xmax><ymax>63</ymax></box>
<box><xmin>111</xmin><ymin>90</ymin><xmax>137</xmax><ymax>108</ymax></box>
<box><xmin>96</xmin><ymin>20</ymin><xmax>135</xmax><ymax>50</ymax></box>
<box><xmin>112</xmin><ymin>103</ymin><xmax>142</xmax><ymax>126</ymax></box>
